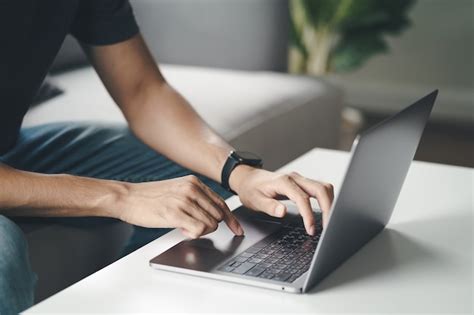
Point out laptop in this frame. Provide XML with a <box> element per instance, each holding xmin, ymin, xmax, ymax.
<box><xmin>150</xmin><ymin>90</ymin><xmax>438</xmax><ymax>293</ymax></box>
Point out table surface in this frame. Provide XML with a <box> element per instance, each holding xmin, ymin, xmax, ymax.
<box><xmin>25</xmin><ymin>149</ymin><xmax>473</xmax><ymax>314</ymax></box>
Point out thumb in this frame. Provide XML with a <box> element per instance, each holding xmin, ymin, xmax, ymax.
<box><xmin>251</xmin><ymin>196</ymin><xmax>287</xmax><ymax>218</ymax></box>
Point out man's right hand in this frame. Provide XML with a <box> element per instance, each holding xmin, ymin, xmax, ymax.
<box><xmin>116</xmin><ymin>175</ymin><xmax>244</xmax><ymax>238</ymax></box>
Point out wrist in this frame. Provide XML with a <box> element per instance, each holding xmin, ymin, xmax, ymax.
<box><xmin>228</xmin><ymin>164</ymin><xmax>258</xmax><ymax>194</ymax></box>
<box><xmin>221</xmin><ymin>151</ymin><xmax>263</xmax><ymax>194</ymax></box>
<box><xmin>97</xmin><ymin>179</ymin><xmax>131</xmax><ymax>219</ymax></box>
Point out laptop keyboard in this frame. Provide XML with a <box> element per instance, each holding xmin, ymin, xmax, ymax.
<box><xmin>218</xmin><ymin>216</ymin><xmax>322</xmax><ymax>283</ymax></box>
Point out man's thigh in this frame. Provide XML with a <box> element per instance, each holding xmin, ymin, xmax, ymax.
<box><xmin>0</xmin><ymin>215</ymin><xmax>36</xmax><ymax>314</ymax></box>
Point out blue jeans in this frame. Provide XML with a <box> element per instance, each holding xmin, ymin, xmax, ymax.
<box><xmin>0</xmin><ymin>122</ymin><xmax>231</xmax><ymax>314</ymax></box>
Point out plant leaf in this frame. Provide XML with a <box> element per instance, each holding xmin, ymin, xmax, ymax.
<box><xmin>289</xmin><ymin>0</ymin><xmax>309</xmax><ymax>58</ymax></box>
<box><xmin>290</xmin><ymin>0</ymin><xmax>416</xmax><ymax>73</ymax></box>
<box><xmin>330</xmin><ymin>33</ymin><xmax>388</xmax><ymax>72</ymax></box>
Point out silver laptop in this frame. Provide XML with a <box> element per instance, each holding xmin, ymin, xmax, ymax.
<box><xmin>150</xmin><ymin>90</ymin><xmax>438</xmax><ymax>293</ymax></box>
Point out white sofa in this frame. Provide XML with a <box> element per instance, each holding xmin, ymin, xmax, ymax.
<box><xmin>24</xmin><ymin>65</ymin><xmax>342</xmax><ymax>170</ymax></box>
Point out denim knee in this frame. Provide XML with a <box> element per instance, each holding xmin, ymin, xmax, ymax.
<box><xmin>0</xmin><ymin>215</ymin><xmax>36</xmax><ymax>314</ymax></box>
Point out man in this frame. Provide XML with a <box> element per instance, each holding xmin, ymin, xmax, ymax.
<box><xmin>0</xmin><ymin>1</ymin><xmax>334</xmax><ymax>313</ymax></box>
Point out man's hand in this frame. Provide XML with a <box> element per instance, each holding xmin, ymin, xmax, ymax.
<box><xmin>117</xmin><ymin>175</ymin><xmax>243</xmax><ymax>239</ymax></box>
<box><xmin>229</xmin><ymin>166</ymin><xmax>334</xmax><ymax>236</ymax></box>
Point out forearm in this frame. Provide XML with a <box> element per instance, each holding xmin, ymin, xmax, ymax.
<box><xmin>127</xmin><ymin>83</ymin><xmax>233</xmax><ymax>183</ymax></box>
<box><xmin>0</xmin><ymin>163</ymin><xmax>125</xmax><ymax>218</ymax></box>
<box><xmin>86</xmin><ymin>34</ymin><xmax>246</xmax><ymax>186</ymax></box>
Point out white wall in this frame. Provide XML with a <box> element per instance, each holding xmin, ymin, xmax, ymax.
<box><xmin>331</xmin><ymin>0</ymin><xmax>473</xmax><ymax>123</ymax></box>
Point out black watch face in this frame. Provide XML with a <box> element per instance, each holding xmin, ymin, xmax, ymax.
<box><xmin>233</xmin><ymin>151</ymin><xmax>262</xmax><ymax>165</ymax></box>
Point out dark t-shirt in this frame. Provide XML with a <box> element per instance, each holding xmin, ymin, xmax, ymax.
<box><xmin>0</xmin><ymin>0</ymin><xmax>139</xmax><ymax>155</ymax></box>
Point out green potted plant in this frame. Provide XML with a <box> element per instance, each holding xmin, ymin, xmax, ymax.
<box><xmin>289</xmin><ymin>0</ymin><xmax>415</xmax><ymax>75</ymax></box>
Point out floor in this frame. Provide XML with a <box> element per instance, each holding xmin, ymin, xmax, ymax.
<box><xmin>338</xmin><ymin>107</ymin><xmax>474</xmax><ymax>169</ymax></box>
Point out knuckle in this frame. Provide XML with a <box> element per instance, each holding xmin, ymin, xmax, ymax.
<box><xmin>217</xmin><ymin>198</ymin><xmax>227</xmax><ymax>207</ymax></box>
<box><xmin>297</xmin><ymin>190</ymin><xmax>310</xmax><ymax>200</ymax></box>
<box><xmin>183</xmin><ymin>182</ymin><xmax>196</xmax><ymax>193</ymax></box>
<box><xmin>279</xmin><ymin>174</ymin><xmax>291</xmax><ymax>183</ymax></box>
<box><xmin>325</xmin><ymin>183</ymin><xmax>334</xmax><ymax>191</ymax></box>
<box><xmin>210</xmin><ymin>220</ymin><xmax>218</xmax><ymax>231</ymax></box>
<box><xmin>214</xmin><ymin>211</ymin><xmax>224</xmax><ymax>221</ymax></box>
<box><xmin>183</xmin><ymin>195</ymin><xmax>194</xmax><ymax>204</ymax></box>
<box><xmin>290</xmin><ymin>171</ymin><xmax>301</xmax><ymax>178</ymax></box>
<box><xmin>188</xmin><ymin>184</ymin><xmax>199</xmax><ymax>195</ymax></box>
<box><xmin>176</xmin><ymin>198</ymin><xmax>190</xmax><ymax>209</ymax></box>
<box><xmin>189</xmin><ymin>232</ymin><xmax>200</xmax><ymax>239</ymax></box>
<box><xmin>314</xmin><ymin>184</ymin><xmax>325</xmax><ymax>195</ymax></box>
<box><xmin>210</xmin><ymin>225</ymin><xmax>218</xmax><ymax>233</ymax></box>
<box><xmin>185</xmin><ymin>175</ymin><xmax>200</xmax><ymax>184</ymax></box>
<box><xmin>196</xmin><ymin>223</ymin><xmax>206</xmax><ymax>235</ymax></box>
<box><xmin>218</xmin><ymin>201</ymin><xmax>229</xmax><ymax>212</ymax></box>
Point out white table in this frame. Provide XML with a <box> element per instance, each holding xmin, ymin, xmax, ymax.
<box><xmin>25</xmin><ymin>149</ymin><xmax>473</xmax><ymax>314</ymax></box>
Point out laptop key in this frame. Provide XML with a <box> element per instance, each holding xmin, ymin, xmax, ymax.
<box><xmin>269</xmin><ymin>268</ymin><xmax>283</xmax><ymax>275</ymax></box>
<box><xmin>273</xmin><ymin>263</ymin><xmax>288</xmax><ymax>270</ymax></box>
<box><xmin>239</xmin><ymin>252</ymin><xmax>254</xmax><ymax>258</ymax></box>
<box><xmin>234</xmin><ymin>256</ymin><xmax>249</xmax><ymax>263</ymax></box>
<box><xmin>245</xmin><ymin>266</ymin><xmax>266</xmax><ymax>277</ymax></box>
<box><xmin>230</xmin><ymin>261</ymin><xmax>241</xmax><ymax>268</ymax></box>
<box><xmin>273</xmin><ymin>272</ymin><xmax>291</xmax><ymax>282</ymax></box>
<box><xmin>264</xmin><ymin>257</ymin><xmax>279</xmax><ymax>263</ymax></box>
<box><xmin>288</xmin><ymin>274</ymin><xmax>301</xmax><ymax>283</ymax></box>
<box><xmin>245</xmin><ymin>247</ymin><xmax>262</xmax><ymax>254</ymax></box>
<box><xmin>231</xmin><ymin>262</ymin><xmax>256</xmax><ymax>274</ymax></box>
<box><xmin>219</xmin><ymin>265</ymin><xmax>235</xmax><ymax>272</ymax></box>
<box><xmin>289</xmin><ymin>267</ymin><xmax>300</xmax><ymax>274</ymax></box>
<box><xmin>254</xmin><ymin>254</ymin><xmax>269</xmax><ymax>260</ymax></box>
<box><xmin>248</xmin><ymin>258</ymin><xmax>263</xmax><ymax>264</ymax></box>
<box><xmin>256</xmin><ymin>262</ymin><xmax>272</xmax><ymax>269</ymax></box>
<box><xmin>259</xmin><ymin>271</ymin><xmax>275</xmax><ymax>279</ymax></box>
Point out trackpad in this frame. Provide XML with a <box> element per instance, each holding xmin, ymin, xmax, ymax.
<box><xmin>150</xmin><ymin>209</ymin><xmax>282</xmax><ymax>272</ymax></box>
<box><xmin>151</xmin><ymin>237</ymin><xmax>244</xmax><ymax>272</ymax></box>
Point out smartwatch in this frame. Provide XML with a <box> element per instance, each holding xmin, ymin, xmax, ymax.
<box><xmin>221</xmin><ymin>151</ymin><xmax>263</xmax><ymax>194</ymax></box>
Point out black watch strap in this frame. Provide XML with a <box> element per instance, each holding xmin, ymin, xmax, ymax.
<box><xmin>221</xmin><ymin>151</ymin><xmax>263</xmax><ymax>194</ymax></box>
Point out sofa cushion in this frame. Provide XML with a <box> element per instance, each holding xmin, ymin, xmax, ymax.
<box><xmin>23</xmin><ymin>65</ymin><xmax>342</xmax><ymax>169</ymax></box>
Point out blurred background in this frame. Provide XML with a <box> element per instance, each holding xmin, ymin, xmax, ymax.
<box><xmin>309</xmin><ymin>0</ymin><xmax>474</xmax><ymax>168</ymax></box>
<box><xmin>136</xmin><ymin>0</ymin><xmax>474</xmax><ymax>168</ymax></box>
<box><xmin>42</xmin><ymin>0</ymin><xmax>474</xmax><ymax>168</ymax></box>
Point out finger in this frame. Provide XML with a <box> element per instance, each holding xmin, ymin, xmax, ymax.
<box><xmin>290</xmin><ymin>172</ymin><xmax>334</xmax><ymax>228</ymax></box>
<box><xmin>276</xmin><ymin>176</ymin><xmax>315</xmax><ymax>235</ymax></box>
<box><xmin>183</xmin><ymin>200</ymin><xmax>219</xmax><ymax>236</ymax></box>
<box><xmin>192</xmin><ymin>185</ymin><xmax>225</xmax><ymax>221</ymax></box>
<box><xmin>196</xmin><ymin>182</ymin><xmax>244</xmax><ymax>236</ymax></box>
<box><xmin>170</xmin><ymin>210</ymin><xmax>206</xmax><ymax>239</ymax></box>
<box><xmin>249</xmin><ymin>193</ymin><xmax>287</xmax><ymax>218</ymax></box>
<box><xmin>179</xmin><ymin>228</ymin><xmax>193</xmax><ymax>238</ymax></box>
<box><xmin>193</xmin><ymin>184</ymin><xmax>227</xmax><ymax>221</ymax></box>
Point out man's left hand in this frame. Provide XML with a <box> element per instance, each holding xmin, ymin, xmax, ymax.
<box><xmin>229</xmin><ymin>166</ymin><xmax>334</xmax><ymax>236</ymax></box>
